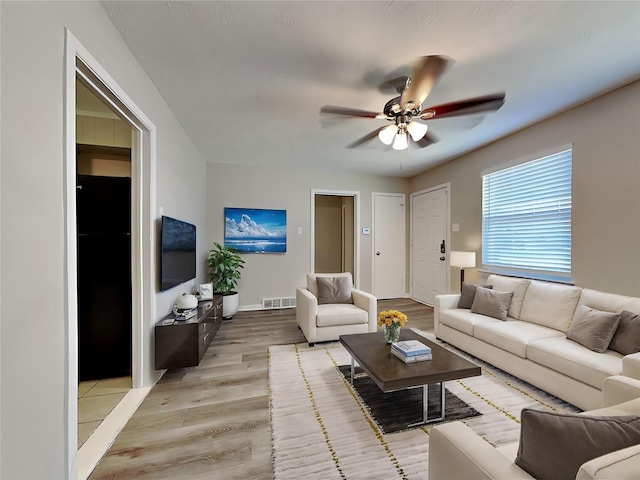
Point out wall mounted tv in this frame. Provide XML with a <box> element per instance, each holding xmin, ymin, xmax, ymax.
<box><xmin>161</xmin><ymin>215</ymin><xmax>196</xmax><ymax>291</ymax></box>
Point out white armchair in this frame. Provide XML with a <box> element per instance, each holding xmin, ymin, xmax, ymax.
<box><xmin>296</xmin><ymin>273</ymin><xmax>377</xmax><ymax>346</ymax></box>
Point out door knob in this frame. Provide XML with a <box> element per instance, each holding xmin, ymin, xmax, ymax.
<box><xmin>440</xmin><ymin>256</ymin><xmax>445</xmax><ymax>261</ymax></box>
<box><xmin>376</xmin><ymin>251</ymin><xmax>381</xmax><ymax>256</ymax></box>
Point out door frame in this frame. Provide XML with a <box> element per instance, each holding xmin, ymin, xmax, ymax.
<box><xmin>410</xmin><ymin>183</ymin><xmax>451</xmax><ymax>303</ymax></box>
<box><xmin>310</xmin><ymin>189</ymin><xmax>360</xmax><ymax>287</ymax></box>
<box><xmin>372</xmin><ymin>192</ymin><xmax>407</xmax><ymax>298</ymax></box>
<box><xmin>64</xmin><ymin>30</ymin><xmax>156</xmax><ymax>477</ymax></box>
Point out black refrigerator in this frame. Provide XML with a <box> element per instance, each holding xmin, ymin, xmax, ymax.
<box><xmin>77</xmin><ymin>175</ymin><xmax>132</xmax><ymax>381</ymax></box>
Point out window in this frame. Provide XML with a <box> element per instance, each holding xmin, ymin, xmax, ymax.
<box><xmin>482</xmin><ymin>148</ymin><xmax>572</xmax><ymax>281</ymax></box>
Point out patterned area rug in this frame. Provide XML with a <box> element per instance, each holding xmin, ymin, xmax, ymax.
<box><xmin>335</xmin><ymin>365</ymin><xmax>481</xmax><ymax>434</ymax></box>
<box><xmin>269</xmin><ymin>332</ymin><xmax>580</xmax><ymax>480</ymax></box>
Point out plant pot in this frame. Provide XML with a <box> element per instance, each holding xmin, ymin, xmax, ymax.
<box><xmin>222</xmin><ymin>291</ymin><xmax>239</xmax><ymax>320</ymax></box>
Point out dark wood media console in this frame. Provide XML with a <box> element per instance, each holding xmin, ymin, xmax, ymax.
<box><xmin>154</xmin><ymin>296</ymin><xmax>223</xmax><ymax>369</ymax></box>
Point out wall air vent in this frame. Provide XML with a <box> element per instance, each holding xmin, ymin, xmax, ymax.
<box><xmin>262</xmin><ymin>297</ymin><xmax>296</xmax><ymax>310</ymax></box>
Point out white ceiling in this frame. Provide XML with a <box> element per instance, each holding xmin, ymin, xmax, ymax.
<box><xmin>100</xmin><ymin>1</ymin><xmax>640</xmax><ymax>177</ymax></box>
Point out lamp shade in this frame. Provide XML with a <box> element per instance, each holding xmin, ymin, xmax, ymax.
<box><xmin>378</xmin><ymin>124</ymin><xmax>397</xmax><ymax>145</ymax></box>
<box><xmin>392</xmin><ymin>131</ymin><xmax>408</xmax><ymax>150</ymax></box>
<box><xmin>450</xmin><ymin>251</ymin><xmax>476</xmax><ymax>268</ymax></box>
<box><xmin>406</xmin><ymin>121</ymin><xmax>429</xmax><ymax>142</ymax></box>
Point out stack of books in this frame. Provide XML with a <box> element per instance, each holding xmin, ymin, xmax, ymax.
<box><xmin>175</xmin><ymin>308</ymin><xmax>198</xmax><ymax>321</ymax></box>
<box><xmin>391</xmin><ymin>340</ymin><xmax>432</xmax><ymax>363</ymax></box>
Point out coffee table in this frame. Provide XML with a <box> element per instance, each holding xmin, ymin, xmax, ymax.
<box><xmin>339</xmin><ymin>329</ymin><xmax>481</xmax><ymax>426</ymax></box>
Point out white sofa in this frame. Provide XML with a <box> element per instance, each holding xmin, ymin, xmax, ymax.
<box><xmin>429</xmin><ymin>375</ymin><xmax>640</xmax><ymax>479</ymax></box>
<box><xmin>435</xmin><ymin>274</ymin><xmax>640</xmax><ymax>411</ymax></box>
<box><xmin>296</xmin><ymin>272</ymin><xmax>377</xmax><ymax>346</ymax></box>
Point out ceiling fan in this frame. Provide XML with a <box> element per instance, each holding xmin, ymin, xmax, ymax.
<box><xmin>320</xmin><ymin>55</ymin><xmax>505</xmax><ymax>150</ymax></box>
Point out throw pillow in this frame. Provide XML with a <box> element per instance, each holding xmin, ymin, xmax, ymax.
<box><xmin>566</xmin><ymin>305</ymin><xmax>620</xmax><ymax>353</ymax></box>
<box><xmin>515</xmin><ymin>408</ymin><xmax>640</xmax><ymax>480</ymax></box>
<box><xmin>316</xmin><ymin>276</ymin><xmax>353</xmax><ymax>305</ymax></box>
<box><xmin>609</xmin><ymin>310</ymin><xmax>640</xmax><ymax>355</ymax></box>
<box><xmin>470</xmin><ymin>287</ymin><xmax>513</xmax><ymax>321</ymax></box>
<box><xmin>457</xmin><ymin>283</ymin><xmax>493</xmax><ymax>309</ymax></box>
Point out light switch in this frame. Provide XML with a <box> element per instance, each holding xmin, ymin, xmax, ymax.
<box><xmin>452</xmin><ymin>223</ymin><xmax>460</xmax><ymax>232</ymax></box>
<box><xmin>362</xmin><ymin>228</ymin><xmax>371</xmax><ymax>235</ymax></box>
<box><xmin>297</xmin><ymin>227</ymin><xmax>303</xmax><ymax>234</ymax></box>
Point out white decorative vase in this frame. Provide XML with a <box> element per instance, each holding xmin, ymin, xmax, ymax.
<box><xmin>222</xmin><ymin>292</ymin><xmax>239</xmax><ymax>319</ymax></box>
<box><xmin>176</xmin><ymin>293</ymin><xmax>198</xmax><ymax>310</ymax></box>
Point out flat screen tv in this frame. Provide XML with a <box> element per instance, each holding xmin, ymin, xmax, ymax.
<box><xmin>161</xmin><ymin>215</ymin><xmax>196</xmax><ymax>291</ymax></box>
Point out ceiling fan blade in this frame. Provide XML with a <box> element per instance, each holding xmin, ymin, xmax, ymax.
<box><xmin>378</xmin><ymin>76</ymin><xmax>409</xmax><ymax>94</ymax></box>
<box><xmin>320</xmin><ymin>105</ymin><xmax>382</xmax><ymax>119</ymax></box>
<box><xmin>347</xmin><ymin>126</ymin><xmax>386</xmax><ymax>148</ymax></box>
<box><xmin>400</xmin><ymin>55</ymin><xmax>451</xmax><ymax>110</ymax></box>
<box><xmin>420</xmin><ymin>92</ymin><xmax>506</xmax><ymax>120</ymax></box>
<box><xmin>414</xmin><ymin>130</ymin><xmax>439</xmax><ymax>148</ymax></box>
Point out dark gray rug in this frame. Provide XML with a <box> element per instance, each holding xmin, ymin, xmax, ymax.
<box><xmin>337</xmin><ymin>365</ymin><xmax>481</xmax><ymax>434</ymax></box>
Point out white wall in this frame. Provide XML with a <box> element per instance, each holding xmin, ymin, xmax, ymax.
<box><xmin>206</xmin><ymin>164</ymin><xmax>408</xmax><ymax>307</ymax></box>
<box><xmin>1</xmin><ymin>2</ymin><xmax>207</xmax><ymax>478</ymax></box>
<box><xmin>411</xmin><ymin>80</ymin><xmax>640</xmax><ymax>296</ymax></box>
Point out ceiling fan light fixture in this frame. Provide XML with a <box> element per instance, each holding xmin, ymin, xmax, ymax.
<box><xmin>407</xmin><ymin>121</ymin><xmax>429</xmax><ymax>142</ymax></box>
<box><xmin>392</xmin><ymin>131</ymin><xmax>408</xmax><ymax>150</ymax></box>
<box><xmin>378</xmin><ymin>124</ymin><xmax>398</xmax><ymax>145</ymax></box>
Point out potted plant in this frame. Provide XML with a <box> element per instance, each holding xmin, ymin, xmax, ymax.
<box><xmin>207</xmin><ymin>242</ymin><xmax>245</xmax><ymax>319</ymax></box>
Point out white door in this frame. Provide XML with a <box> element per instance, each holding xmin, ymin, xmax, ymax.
<box><xmin>411</xmin><ymin>187</ymin><xmax>448</xmax><ymax>305</ymax></box>
<box><xmin>373</xmin><ymin>193</ymin><xmax>406</xmax><ymax>299</ymax></box>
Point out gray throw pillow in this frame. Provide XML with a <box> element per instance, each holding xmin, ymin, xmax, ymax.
<box><xmin>470</xmin><ymin>287</ymin><xmax>513</xmax><ymax>321</ymax></box>
<box><xmin>316</xmin><ymin>276</ymin><xmax>353</xmax><ymax>305</ymax></box>
<box><xmin>457</xmin><ymin>283</ymin><xmax>493</xmax><ymax>309</ymax></box>
<box><xmin>515</xmin><ymin>408</ymin><xmax>640</xmax><ymax>480</ymax></box>
<box><xmin>609</xmin><ymin>310</ymin><xmax>640</xmax><ymax>355</ymax></box>
<box><xmin>566</xmin><ymin>305</ymin><xmax>620</xmax><ymax>353</ymax></box>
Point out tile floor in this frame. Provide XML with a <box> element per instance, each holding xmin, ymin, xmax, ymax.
<box><xmin>78</xmin><ymin>376</ymin><xmax>131</xmax><ymax>448</ymax></box>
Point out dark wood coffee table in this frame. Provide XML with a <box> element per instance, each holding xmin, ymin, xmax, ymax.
<box><xmin>340</xmin><ymin>329</ymin><xmax>481</xmax><ymax>426</ymax></box>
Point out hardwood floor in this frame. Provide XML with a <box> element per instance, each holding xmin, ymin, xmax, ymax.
<box><xmin>89</xmin><ymin>298</ymin><xmax>434</xmax><ymax>479</ymax></box>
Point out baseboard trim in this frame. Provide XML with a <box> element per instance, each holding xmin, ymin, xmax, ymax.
<box><xmin>77</xmin><ymin>386</ymin><xmax>151</xmax><ymax>480</ymax></box>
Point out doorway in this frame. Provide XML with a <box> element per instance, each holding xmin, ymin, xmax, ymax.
<box><xmin>76</xmin><ymin>82</ymin><xmax>134</xmax><ymax>452</ymax></box>
<box><xmin>311</xmin><ymin>190</ymin><xmax>360</xmax><ymax>286</ymax></box>
<box><xmin>411</xmin><ymin>185</ymin><xmax>450</xmax><ymax>305</ymax></box>
<box><xmin>66</xmin><ymin>30</ymin><xmax>157</xmax><ymax>479</ymax></box>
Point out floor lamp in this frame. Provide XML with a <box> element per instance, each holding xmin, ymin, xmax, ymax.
<box><xmin>450</xmin><ymin>251</ymin><xmax>476</xmax><ymax>289</ymax></box>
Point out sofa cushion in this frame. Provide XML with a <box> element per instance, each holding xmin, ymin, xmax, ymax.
<box><xmin>587</xmin><ymin>397</ymin><xmax>640</xmax><ymax>417</ymax></box>
<box><xmin>457</xmin><ymin>283</ymin><xmax>493</xmax><ymax>309</ymax></box>
<box><xmin>515</xmin><ymin>408</ymin><xmax>640</xmax><ymax>480</ymax></box>
<box><xmin>474</xmin><ymin>321</ymin><xmax>564</xmax><ymax>358</ymax></box>
<box><xmin>316</xmin><ymin>304</ymin><xmax>367</xmax><ymax>327</ymax></box>
<box><xmin>307</xmin><ymin>272</ymin><xmax>352</xmax><ymax>298</ymax></box>
<box><xmin>519</xmin><ymin>280</ymin><xmax>582</xmax><ymax>332</ymax></box>
<box><xmin>316</xmin><ymin>276</ymin><xmax>353</xmax><ymax>304</ymax></box>
<box><xmin>578</xmin><ymin>288</ymin><xmax>640</xmax><ymax>317</ymax></box>
<box><xmin>527</xmin><ymin>336</ymin><xmax>623</xmax><ymax>389</ymax></box>
<box><xmin>609</xmin><ymin>310</ymin><xmax>640</xmax><ymax>355</ymax></box>
<box><xmin>578</xmin><ymin>444</ymin><xmax>640</xmax><ymax>480</ymax></box>
<box><xmin>487</xmin><ymin>275</ymin><xmax>531</xmax><ymax>319</ymax></box>
<box><xmin>439</xmin><ymin>309</ymin><xmax>500</xmax><ymax>336</ymax></box>
<box><xmin>471</xmin><ymin>287</ymin><xmax>513</xmax><ymax>321</ymax></box>
<box><xmin>567</xmin><ymin>305</ymin><xmax>620</xmax><ymax>353</ymax></box>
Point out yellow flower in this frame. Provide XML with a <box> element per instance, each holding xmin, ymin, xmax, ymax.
<box><xmin>377</xmin><ymin>310</ymin><xmax>408</xmax><ymax>327</ymax></box>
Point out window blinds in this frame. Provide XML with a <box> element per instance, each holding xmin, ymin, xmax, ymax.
<box><xmin>482</xmin><ymin>149</ymin><xmax>572</xmax><ymax>276</ymax></box>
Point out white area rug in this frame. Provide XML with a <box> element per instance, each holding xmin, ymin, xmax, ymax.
<box><xmin>269</xmin><ymin>333</ymin><xmax>580</xmax><ymax>480</ymax></box>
